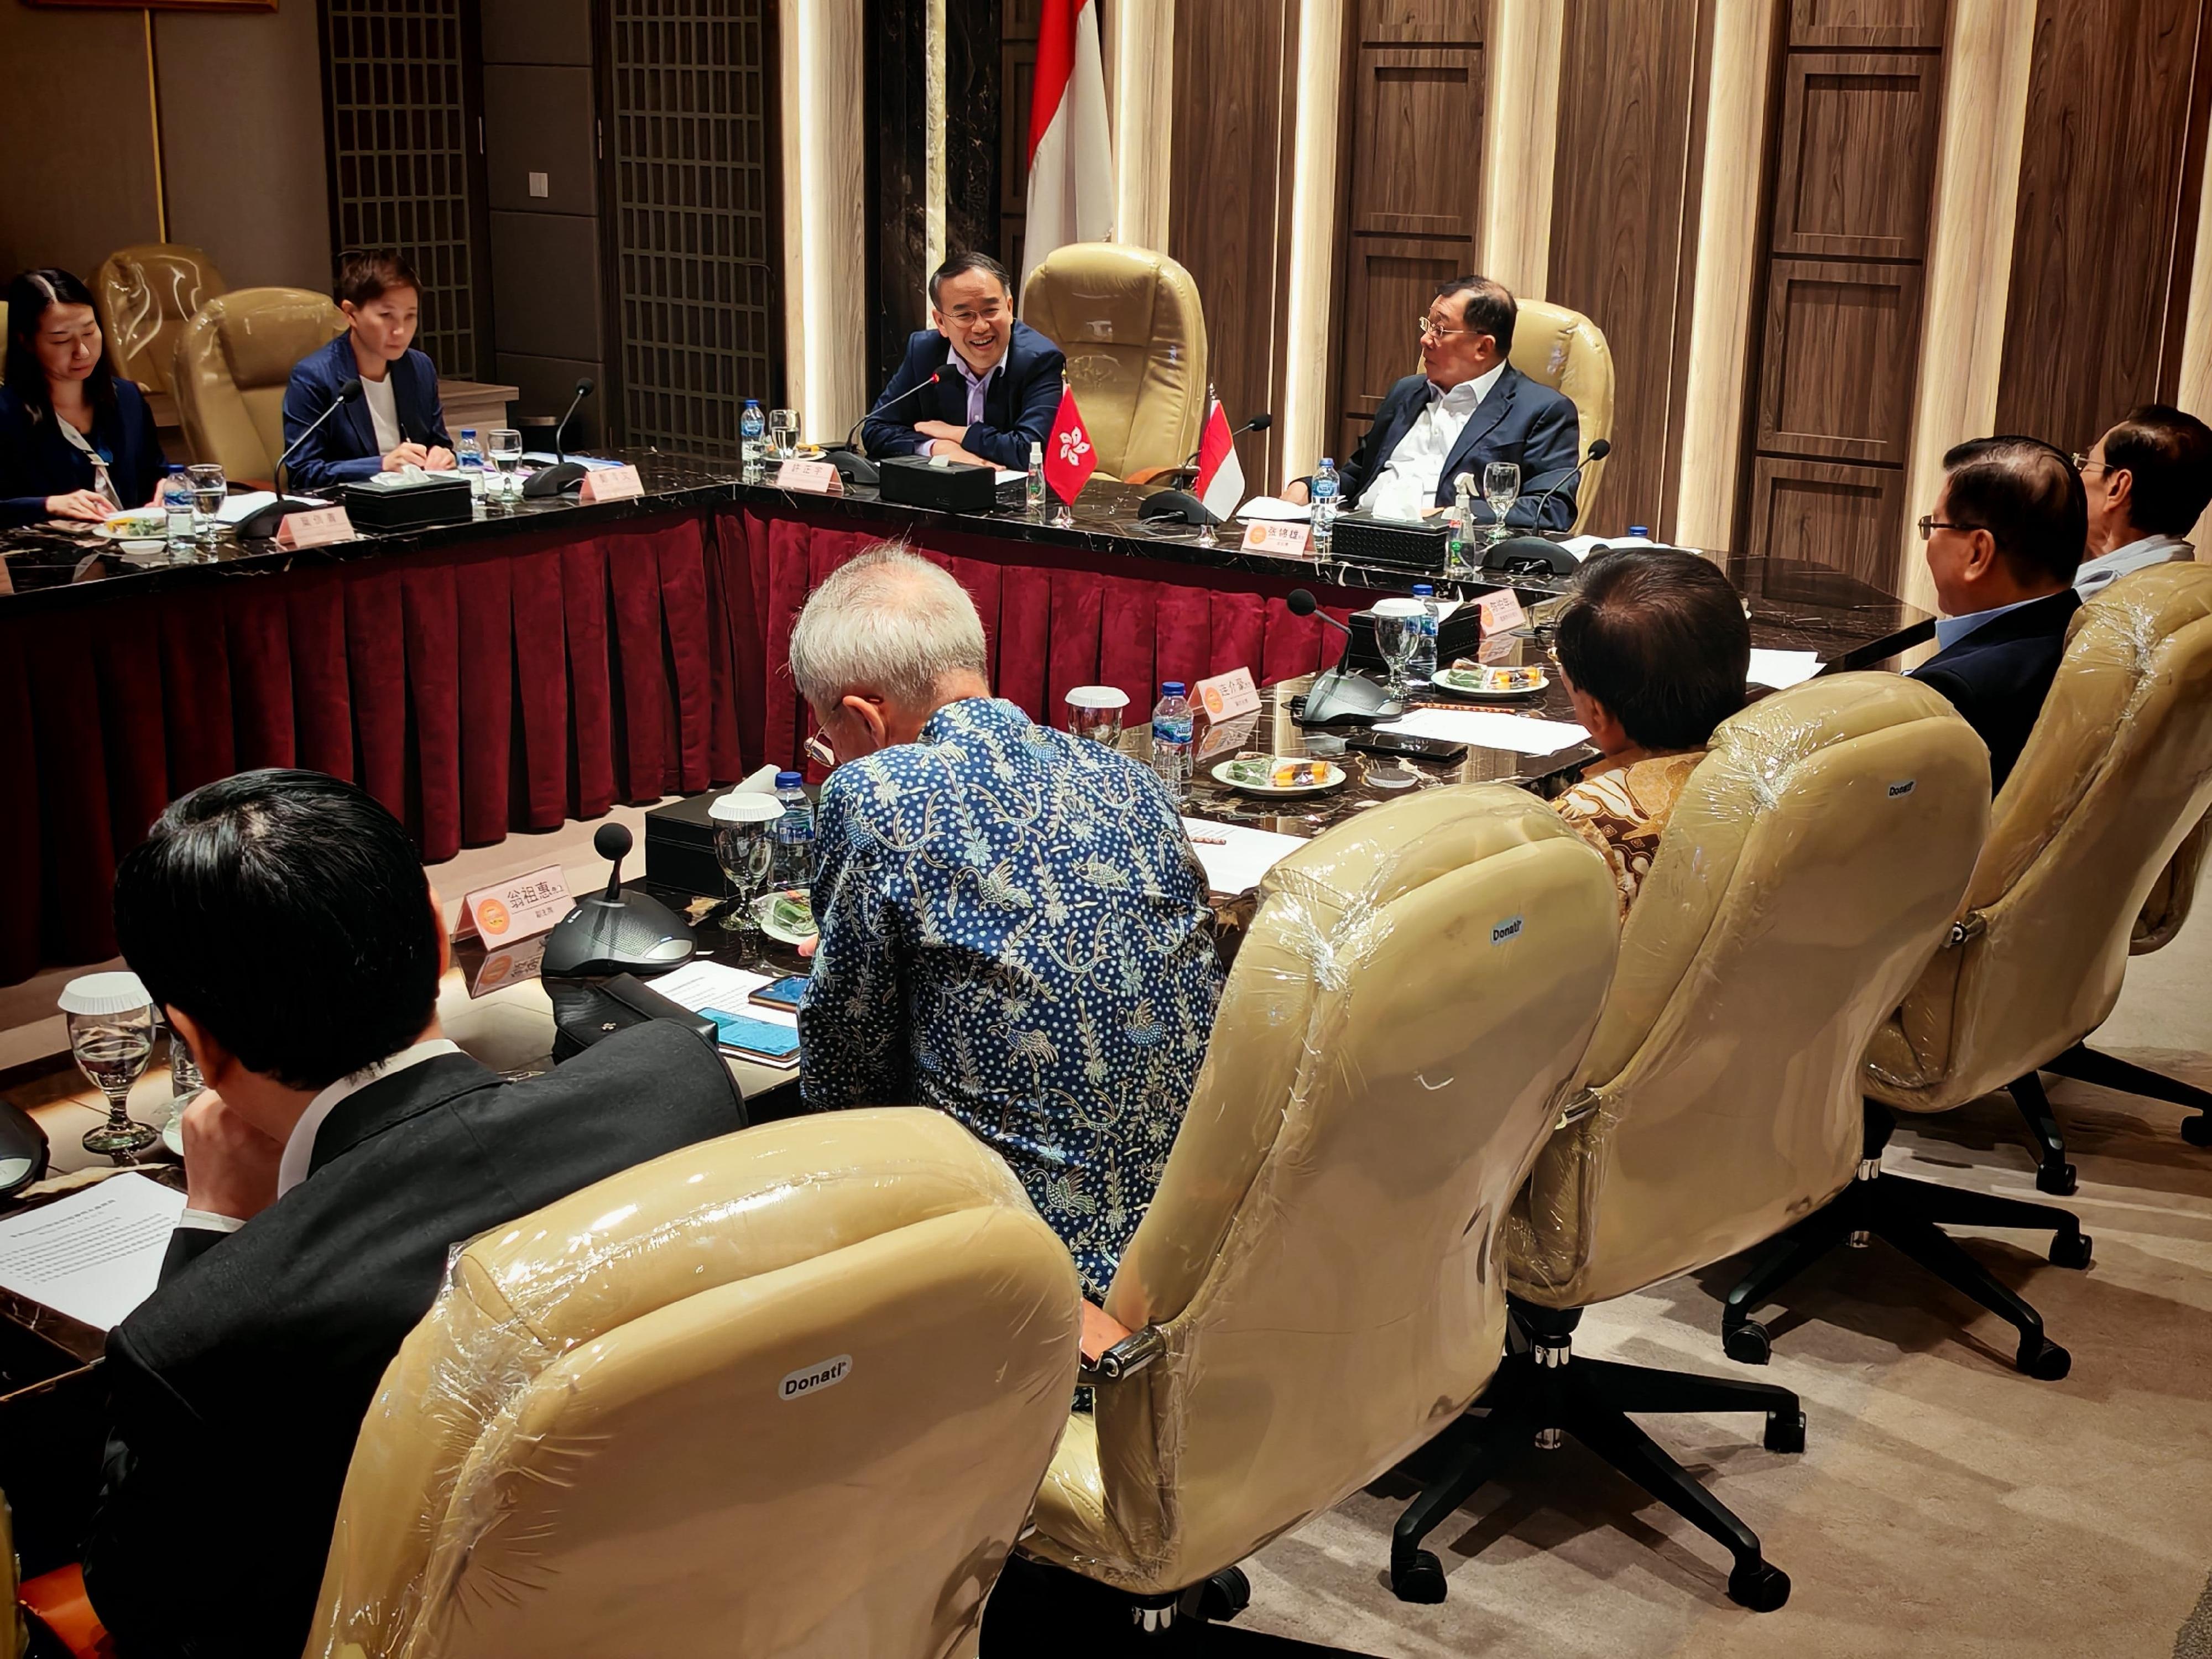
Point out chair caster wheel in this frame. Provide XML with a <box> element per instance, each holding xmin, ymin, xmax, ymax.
<box><xmin>1728</xmin><ymin>1558</ymin><xmax>1791</xmax><ymax>1612</ymax></box>
<box><xmin>1391</xmin><ymin>1549</ymin><xmax>1448</xmax><ymax>1605</ymax></box>
<box><xmin>2183</xmin><ymin>1115</ymin><xmax>2212</xmax><ymax>1148</ymax></box>
<box><xmin>1764</xmin><ymin>1408</ymin><xmax>1807</xmax><ymax>1454</ymax></box>
<box><xmin>2035</xmin><ymin>1161</ymin><xmax>2078</xmax><ymax>1197</ymax></box>
<box><xmin>1196</xmin><ymin>1566</ymin><xmax>1250</xmax><ymax>1623</ymax></box>
<box><xmin>1723</xmin><ymin>1320</ymin><xmax>1772</xmax><ymax>1365</ymax></box>
<box><xmin>2049</xmin><ymin>1230</ymin><xmax>2093</xmax><ymax>1270</ymax></box>
<box><xmin>2017</xmin><ymin>1335</ymin><xmax>2072</xmax><ymax>1380</ymax></box>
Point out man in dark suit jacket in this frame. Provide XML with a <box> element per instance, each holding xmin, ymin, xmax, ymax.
<box><xmin>1911</xmin><ymin>436</ymin><xmax>2089</xmax><ymax>792</ymax></box>
<box><xmin>80</xmin><ymin>771</ymin><xmax>744</xmax><ymax>1659</ymax></box>
<box><xmin>280</xmin><ymin>251</ymin><xmax>456</xmax><ymax>494</ymax></box>
<box><xmin>1293</xmin><ymin>275</ymin><xmax>1583</xmax><ymax>530</ymax></box>
<box><xmin>860</xmin><ymin>251</ymin><xmax>1064</xmax><ymax>472</ymax></box>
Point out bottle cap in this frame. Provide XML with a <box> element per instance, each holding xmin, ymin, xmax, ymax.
<box><xmin>461</xmin><ymin>428</ymin><xmax>477</xmax><ymax>439</ymax></box>
<box><xmin>745</xmin><ymin>398</ymin><xmax>760</xmax><ymax>406</ymax></box>
<box><xmin>775</xmin><ymin>771</ymin><xmax>804</xmax><ymax>787</ymax></box>
<box><xmin>58</xmin><ymin>971</ymin><xmax>152</xmax><ymax>1016</ymax></box>
<box><xmin>1319</xmin><ymin>457</ymin><xmax>1334</xmax><ymax>467</ymax></box>
<box><xmin>1412</xmin><ymin>583</ymin><xmax>1433</xmax><ymax>596</ymax></box>
<box><xmin>1161</xmin><ymin>681</ymin><xmax>1186</xmax><ymax>697</ymax></box>
<box><xmin>1630</xmin><ymin>525</ymin><xmax>1650</xmax><ymax>537</ymax></box>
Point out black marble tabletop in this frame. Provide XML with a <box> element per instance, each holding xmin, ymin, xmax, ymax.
<box><xmin>0</xmin><ymin>448</ymin><xmax>1936</xmax><ymax>669</ymax></box>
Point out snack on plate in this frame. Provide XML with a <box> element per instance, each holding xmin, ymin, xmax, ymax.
<box><xmin>102</xmin><ymin>510</ymin><xmax>166</xmax><ymax>538</ymax></box>
<box><xmin>1271</xmin><ymin>759</ymin><xmax>1328</xmax><ymax>788</ymax></box>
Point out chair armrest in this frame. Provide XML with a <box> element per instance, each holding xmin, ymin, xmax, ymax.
<box><xmin>1124</xmin><ymin>465</ymin><xmax>1193</xmax><ymax>488</ymax></box>
<box><xmin>1078</xmin><ymin>1301</ymin><xmax>1167</xmax><ymax>1383</ymax></box>
<box><xmin>19</xmin><ymin>1566</ymin><xmax>114</xmax><ymax>1659</ymax></box>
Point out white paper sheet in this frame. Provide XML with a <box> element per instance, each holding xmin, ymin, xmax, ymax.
<box><xmin>1748</xmin><ymin>649</ymin><xmax>1825</xmax><ymax>689</ymax></box>
<box><xmin>519</xmin><ymin>451</ymin><xmax>625</xmax><ymax>469</ymax></box>
<box><xmin>0</xmin><ymin>1173</ymin><xmax>186</xmax><ymax>1330</ymax></box>
<box><xmin>1373</xmin><ymin>708</ymin><xmax>1593</xmax><ymax>754</ymax></box>
<box><xmin>1237</xmin><ymin>495</ymin><xmax>1312</xmax><ymax>523</ymax></box>
<box><xmin>651</xmin><ymin>959</ymin><xmax>796</xmax><ymax>1028</ymax></box>
<box><xmin>995</xmin><ymin>469</ymin><xmax>1026</xmax><ymax>486</ymax></box>
<box><xmin>1558</xmin><ymin>533</ymin><xmax>1660</xmax><ymax>562</ymax></box>
<box><xmin>215</xmin><ymin>489</ymin><xmax>327</xmax><ymax>524</ymax></box>
<box><xmin>1181</xmin><ymin>818</ymin><xmax>1306</xmax><ymax>894</ymax></box>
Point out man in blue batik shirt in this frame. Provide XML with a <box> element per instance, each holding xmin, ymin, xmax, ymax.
<box><xmin>789</xmin><ymin>546</ymin><xmax>1222</xmax><ymax>1295</ymax></box>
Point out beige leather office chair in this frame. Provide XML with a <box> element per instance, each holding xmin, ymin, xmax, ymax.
<box><xmin>93</xmin><ymin>244</ymin><xmax>227</xmax><ymax>397</ymax></box>
<box><xmin>1020</xmin><ymin>786</ymin><xmax>1620</xmax><ymax>1633</ymax></box>
<box><xmin>1392</xmin><ymin>674</ymin><xmax>1989</xmax><ymax>1610</ymax></box>
<box><xmin>1728</xmin><ymin>566</ymin><xmax>2212</xmax><ymax>1377</ymax></box>
<box><xmin>304</xmin><ymin>1110</ymin><xmax>1081</xmax><ymax>1659</ymax></box>
<box><xmin>1507</xmin><ymin>299</ymin><xmax>1614</xmax><ymax>531</ymax></box>
<box><xmin>2133</xmin><ymin>811</ymin><xmax>2208</xmax><ymax>954</ymax></box>
<box><xmin>171</xmin><ymin>287</ymin><xmax>346</xmax><ymax>481</ymax></box>
<box><xmin>1019</xmin><ymin>243</ymin><xmax>1207</xmax><ymax>484</ymax></box>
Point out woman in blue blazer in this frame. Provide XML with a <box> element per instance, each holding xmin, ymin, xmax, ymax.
<box><xmin>0</xmin><ymin>268</ymin><xmax>164</xmax><ymax>529</ymax></box>
<box><xmin>280</xmin><ymin>249</ymin><xmax>455</xmax><ymax>494</ymax></box>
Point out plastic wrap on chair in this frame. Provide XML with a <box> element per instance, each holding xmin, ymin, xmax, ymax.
<box><xmin>1022</xmin><ymin>785</ymin><xmax>1619</xmax><ymax>1595</ymax></box>
<box><xmin>2132</xmin><ymin>810</ymin><xmax>2208</xmax><ymax>953</ymax></box>
<box><xmin>171</xmin><ymin>288</ymin><xmax>346</xmax><ymax>478</ymax></box>
<box><xmin>1509</xmin><ymin>674</ymin><xmax>1989</xmax><ymax>1309</ymax></box>
<box><xmin>93</xmin><ymin>246</ymin><xmax>226</xmax><ymax>396</ymax></box>
<box><xmin>1867</xmin><ymin>566</ymin><xmax>2212</xmax><ymax>1113</ymax></box>
<box><xmin>304</xmin><ymin>1109</ymin><xmax>1081</xmax><ymax>1659</ymax></box>
<box><xmin>1506</xmin><ymin>300</ymin><xmax>1613</xmax><ymax>530</ymax></box>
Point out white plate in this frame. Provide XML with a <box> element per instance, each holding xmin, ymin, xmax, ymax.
<box><xmin>93</xmin><ymin>518</ymin><xmax>169</xmax><ymax>541</ymax></box>
<box><xmin>1430</xmin><ymin>665</ymin><xmax>1550</xmax><ymax>700</ymax></box>
<box><xmin>752</xmin><ymin>890</ymin><xmax>817</xmax><ymax>946</ymax></box>
<box><xmin>1211</xmin><ymin>756</ymin><xmax>1348</xmax><ymax>797</ymax></box>
<box><xmin>161</xmin><ymin>1114</ymin><xmax>185</xmax><ymax>1158</ymax></box>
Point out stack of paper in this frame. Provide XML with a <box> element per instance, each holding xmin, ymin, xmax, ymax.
<box><xmin>1181</xmin><ymin>818</ymin><xmax>1306</xmax><ymax>894</ymax></box>
<box><xmin>0</xmin><ymin>1173</ymin><xmax>186</xmax><ymax>1330</ymax></box>
<box><xmin>651</xmin><ymin>959</ymin><xmax>802</xmax><ymax>1069</ymax></box>
<box><xmin>1747</xmin><ymin>649</ymin><xmax>1824</xmax><ymax>689</ymax></box>
<box><xmin>1372</xmin><ymin>708</ymin><xmax>1592</xmax><ymax>754</ymax></box>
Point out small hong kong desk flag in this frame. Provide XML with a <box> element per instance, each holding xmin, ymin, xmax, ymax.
<box><xmin>1044</xmin><ymin>383</ymin><xmax>1097</xmax><ymax>512</ymax></box>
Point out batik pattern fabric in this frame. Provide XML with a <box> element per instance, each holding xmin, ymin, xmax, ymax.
<box><xmin>1553</xmin><ymin>750</ymin><xmax>1705</xmax><ymax>920</ymax></box>
<box><xmin>798</xmin><ymin>697</ymin><xmax>1223</xmax><ymax>1296</ymax></box>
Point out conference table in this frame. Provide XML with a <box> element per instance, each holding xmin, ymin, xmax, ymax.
<box><xmin>0</xmin><ymin>448</ymin><xmax>1934</xmax><ymax>990</ymax></box>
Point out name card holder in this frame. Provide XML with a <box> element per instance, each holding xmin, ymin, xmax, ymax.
<box><xmin>456</xmin><ymin>863</ymin><xmax>573</xmax><ymax>943</ymax></box>
<box><xmin>1193</xmin><ymin>665</ymin><xmax>1261</xmax><ymax>721</ymax></box>
<box><xmin>1242</xmin><ymin>520</ymin><xmax>1313</xmax><ymax>559</ymax></box>
<box><xmin>274</xmin><ymin>506</ymin><xmax>355</xmax><ymax>549</ymax></box>
<box><xmin>777</xmin><ymin>459</ymin><xmax>844</xmax><ymax>496</ymax></box>
<box><xmin>1478</xmin><ymin>589</ymin><xmax>1528</xmax><ymax>635</ymax></box>
<box><xmin>578</xmin><ymin>463</ymin><xmax>644</xmax><ymax>503</ymax></box>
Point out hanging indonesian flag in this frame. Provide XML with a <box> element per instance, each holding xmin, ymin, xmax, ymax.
<box><xmin>1194</xmin><ymin>392</ymin><xmax>1245</xmax><ymax>521</ymax></box>
<box><xmin>1022</xmin><ymin>0</ymin><xmax>1114</xmax><ymax>288</ymax></box>
<box><xmin>1043</xmin><ymin>384</ymin><xmax>1097</xmax><ymax>504</ymax></box>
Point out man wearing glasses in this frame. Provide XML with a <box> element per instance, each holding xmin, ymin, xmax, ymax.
<box><xmin>1911</xmin><ymin>436</ymin><xmax>2086</xmax><ymax>792</ymax></box>
<box><xmin>2070</xmin><ymin>404</ymin><xmax>2212</xmax><ymax>598</ymax></box>
<box><xmin>859</xmin><ymin>251</ymin><xmax>1065</xmax><ymax>471</ymax></box>
<box><xmin>1287</xmin><ymin>274</ymin><xmax>1581</xmax><ymax>528</ymax></box>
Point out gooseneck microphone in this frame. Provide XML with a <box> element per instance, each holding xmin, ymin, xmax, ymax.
<box><xmin>1481</xmin><ymin>439</ymin><xmax>1613</xmax><ymax>577</ymax></box>
<box><xmin>522</xmin><ymin>378</ymin><xmax>599</xmax><ymax>499</ymax></box>
<box><xmin>234</xmin><ymin>377</ymin><xmax>366</xmax><ymax>539</ymax></box>
<box><xmin>828</xmin><ymin>371</ymin><xmax>948</xmax><ymax>487</ymax></box>
<box><xmin>1287</xmin><ymin>588</ymin><xmax>1396</xmax><ymax>726</ymax></box>
<box><xmin>553</xmin><ymin>377</ymin><xmax>596</xmax><ymax>463</ymax></box>
<box><xmin>1285</xmin><ymin>587</ymin><xmax>1350</xmax><ymax>634</ymax></box>
<box><xmin>1523</xmin><ymin>437</ymin><xmax>1610</xmax><ymax>531</ymax></box>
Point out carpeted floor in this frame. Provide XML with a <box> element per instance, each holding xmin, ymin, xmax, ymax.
<box><xmin>1012</xmin><ymin>866</ymin><xmax>2212</xmax><ymax>1659</ymax></box>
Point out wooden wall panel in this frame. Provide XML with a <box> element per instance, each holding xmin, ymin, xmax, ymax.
<box><xmin>1736</xmin><ymin>0</ymin><xmax>1947</xmax><ymax>585</ymax></box>
<box><xmin>1546</xmin><ymin>0</ymin><xmax>1708</xmax><ymax>536</ymax></box>
<box><xmin>1331</xmin><ymin>2</ymin><xmax>1483</xmax><ymax>465</ymax></box>
<box><xmin>1170</xmin><ymin>2</ymin><xmax>1297</xmax><ymax>485</ymax></box>
<box><xmin>1994</xmin><ymin>0</ymin><xmax>2211</xmax><ymax>448</ymax></box>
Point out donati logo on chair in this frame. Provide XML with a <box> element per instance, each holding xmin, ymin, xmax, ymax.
<box><xmin>780</xmin><ymin>1354</ymin><xmax>853</xmax><ymax>1401</ymax></box>
<box><xmin>1888</xmin><ymin>779</ymin><xmax>1917</xmax><ymax>799</ymax></box>
<box><xmin>1491</xmin><ymin>915</ymin><xmax>1524</xmax><ymax>946</ymax></box>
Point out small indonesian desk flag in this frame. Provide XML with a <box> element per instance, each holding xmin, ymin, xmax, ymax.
<box><xmin>1194</xmin><ymin>391</ymin><xmax>1245</xmax><ymax>521</ymax></box>
<box><xmin>1044</xmin><ymin>384</ymin><xmax>1097</xmax><ymax>504</ymax></box>
<box><xmin>1022</xmin><ymin>0</ymin><xmax>1114</xmax><ymax>287</ymax></box>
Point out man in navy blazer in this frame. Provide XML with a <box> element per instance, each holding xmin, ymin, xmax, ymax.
<box><xmin>1293</xmin><ymin>276</ymin><xmax>1583</xmax><ymax>530</ymax></box>
<box><xmin>1911</xmin><ymin>436</ymin><xmax>2088</xmax><ymax>792</ymax></box>
<box><xmin>860</xmin><ymin>252</ymin><xmax>1064</xmax><ymax>472</ymax></box>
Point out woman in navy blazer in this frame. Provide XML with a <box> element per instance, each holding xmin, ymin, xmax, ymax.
<box><xmin>280</xmin><ymin>249</ymin><xmax>455</xmax><ymax>494</ymax></box>
<box><xmin>0</xmin><ymin>268</ymin><xmax>164</xmax><ymax>529</ymax></box>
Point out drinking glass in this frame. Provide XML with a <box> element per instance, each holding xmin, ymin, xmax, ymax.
<box><xmin>70</xmin><ymin>1003</ymin><xmax>158</xmax><ymax>1159</ymax></box>
<box><xmin>711</xmin><ymin>794</ymin><xmax>783</xmax><ymax>934</ymax></box>
<box><xmin>768</xmin><ymin>409</ymin><xmax>800</xmax><ymax>459</ymax></box>
<box><xmin>488</xmin><ymin>429</ymin><xmax>524</xmax><ymax>499</ymax></box>
<box><xmin>1371</xmin><ymin>600</ymin><xmax>1426</xmax><ymax>704</ymax></box>
<box><xmin>1065</xmin><ymin>685</ymin><xmax>1129</xmax><ymax>744</ymax></box>
<box><xmin>187</xmin><ymin>463</ymin><xmax>226</xmax><ymax>546</ymax></box>
<box><xmin>1484</xmin><ymin>461</ymin><xmax>1521</xmax><ymax>542</ymax></box>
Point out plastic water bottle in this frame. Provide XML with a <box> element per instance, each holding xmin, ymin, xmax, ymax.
<box><xmin>740</xmin><ymin>399</ymin><xmax>766</xmax><ymax>474</ymax></box>
<box><xmin>1027</xmin><ymin>441</ymin><xmax>1046</xmax><ymax>519</ymax></box>
<box><xmin>457</xmin><ymin>429</ymin><xmax>486</xmax><ymax>498</ymax></box>
<box><xmin>162</xmin><ymin>466</ymin><xmax>195</xmax><ymax>550</ymax></box>
<box><xmin>1409</xmin><ymin>583</ymin><xmax>1440</xmax><ymax>685</ymax></box>
<box><xmin>1150</xmin><ymin>682</ymin><xmax>1194</xmax><ymax>794</ymax></box>
<box><xmin>771</xmin><ymin>770</ymin><xmax>816</xmax><ymax>890</ymax></box>
<box><xmin>1311</xmin><ymin>457</ymin><xmax>1340</xmax><ymax>549</ymax></box>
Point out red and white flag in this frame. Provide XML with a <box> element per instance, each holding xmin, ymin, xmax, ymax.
<box><xmin>1043</xmin><ymin>384</ymin><xmax>1097</xmax><ymax>505</ymax></box>
<box><xmin>1194</xmin><ymin>392</ymin><xmax>1245</xmax><ymax>521</ymax></box>
<box><xmin>1022</xmin><ymin>0</ymin><xmax>1114</xmax><ymax>288</ymax></box>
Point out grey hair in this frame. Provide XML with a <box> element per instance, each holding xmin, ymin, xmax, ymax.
<box><xmin>787</xmin><ymin>545</ymin><xmax>989</xmax><ymax>712</ymax></box>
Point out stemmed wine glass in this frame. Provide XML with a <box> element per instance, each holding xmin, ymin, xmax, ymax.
<box><xmin>711</xmin><ymin>791</ymin><xmax>783</xmax><ymax>936</ymax></box>
<box><xmin>769</xmin><ymin>409</ymin><xmax>801</xmax><ymax>460</ymax></box>
<box><xmin>59</xmin><ymin>973</ymin><xmax>159</xmax><ymax>1160</ymax></box>
<box><xmin>1371</xmin><ymin>598</ymin><xmax>1427</xmax><ymax>708</ymax></box>
<box><xmin>1484</xmin><ymin>461</ymin><xmax>1521</xmax><ymax>545</ymax></box>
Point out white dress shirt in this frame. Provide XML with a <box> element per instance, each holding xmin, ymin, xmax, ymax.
<box><xmin>1357</xmin><ymin>361</ymin><xmax>1507</xmax><ymax>522</ymax></box>
<box><xmin>2073</xmin><ymin>531</ymin><xmax>2193</xmax><ymax>598</ymax></box>
<box><xmin>931</xmin><ymin>347</ymin><xmax>1007</xmax><ymax>455</ymax></box>
<box><xmin>177</xmin><ymin>1038</ymin><xmax>464</xmax><ymax>1234</ymax></box>
<box><xmin>360</xmin><ymin>373</ymin><xmax>403</xmax><ymax>455</ymax></box>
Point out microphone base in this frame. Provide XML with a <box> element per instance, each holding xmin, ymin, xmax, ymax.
<box><xmin>1480</xmin><ymin>535</ymin><xmax>1579</xmax><ymax>576</ymax></box>
<box><xmin>1137</xmin><ymin>488</ymin><xmax>1222</xmax><ymax>526</ymax></box>
<box><xmin>522</xmin><ymin>462</ymin><xmax>588</xmax><ymax>499</ymax></box>
<box><xmin>1296</xmin><ymin>667</ymin><xmax>1397</xmax><ymax>726</ymax></box>
<box><xmin>232</xmin><ymin>497</ymin><xmax>327</xmax><ymax>541</ymax></box>
<box><xmin>825</xmin><ymin>448</ymin><xmax>879</xmax><ymax>487</ymax></box>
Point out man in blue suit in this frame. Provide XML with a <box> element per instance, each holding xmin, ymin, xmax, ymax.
<box><xmin>1291</xmin><ymin>275</ymin><xmax>1583</xmax><ymax>530</ymax></box>
<box><xmin>860</xmin><ymin>252</ymin><xmax>1064</xmax><ymax>471</ymax></box>
<box><xmin>1911</xmin><ymin>436</ymin><xmax>2086</xmax><ymax>793</ymax></box>
<box><xmin>280</xmin><ymin>250</ymin><xmax>455</xmax><ymax>495</ymax></box>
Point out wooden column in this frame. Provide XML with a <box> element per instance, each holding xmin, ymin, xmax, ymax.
<box><xmin>1477</xmin><ymin>0</ymin><xmax>1563</xmax><ymax>300</ymax></box>
<box><xmin>1280</xmin><ymin>0</ymin><xmax>1347</xmax><ymax>491</ymax></box>
<box><xmin>781</xmin><ymin>0</ymin><xmax>869</xmax><ymax>441</ymax></box>
<box><xmin>1108</xmin><ymin>0</ymin><xmax>1176</xmax><ymax>254</ymax></box>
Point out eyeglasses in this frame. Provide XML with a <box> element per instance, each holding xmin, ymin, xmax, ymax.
<box><xmin>802</xmin><ymin>732</ymin><xmax>836</xmax><ymax>768</ymax></box>
<box><xmin>1414</xmin><ymin>315</ymin><xmax>1467</xmax><ymax>341</ymax></box>
<box><xmin>2069</xmin><ymin>450</ymin><xmax>2115</xmax><ymax>477</ymax></box>
<box><xmin>1917</xmin><ymin>515</ymin><xmax>1987</xmax><ymax>540</ymax></box>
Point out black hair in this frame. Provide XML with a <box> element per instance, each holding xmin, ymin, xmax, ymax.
<box><xmin>113</xmin><ymin>769</ymin><xmax>442</xmax><ymax>1092</ymax></box>
<box><xmin>1435</xmin><ymin>274</ymin><xmax>1516</xmax><ymax>358</ymax></box>
<box><xmin>3</xmin><ymin>268</ymin><xmax>116</xmax><ymax>425</ymax></box>
<box><xmin>2101</xmin><ymin>403</ymin><xmax>2212</xmax><ymax>536</ymax></box>
<box><xmin>1941</xmin><ymin>436</ymin><xmax>2086</xmax><ymax>586</ymax></box>
<box><xmin>1553</xmin><ymin>549</ymin><xmax>1750</xmax><ymax>750</ymax></box>
<box><xmin>335</xmin><ymin>248</ymin><xmax>422</xmax><ymax>309</ymax></box>
<box><xmin>930</xmin><ymin>251</ymin><xmax>1014</xmax><ymax>309</ymax></box>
